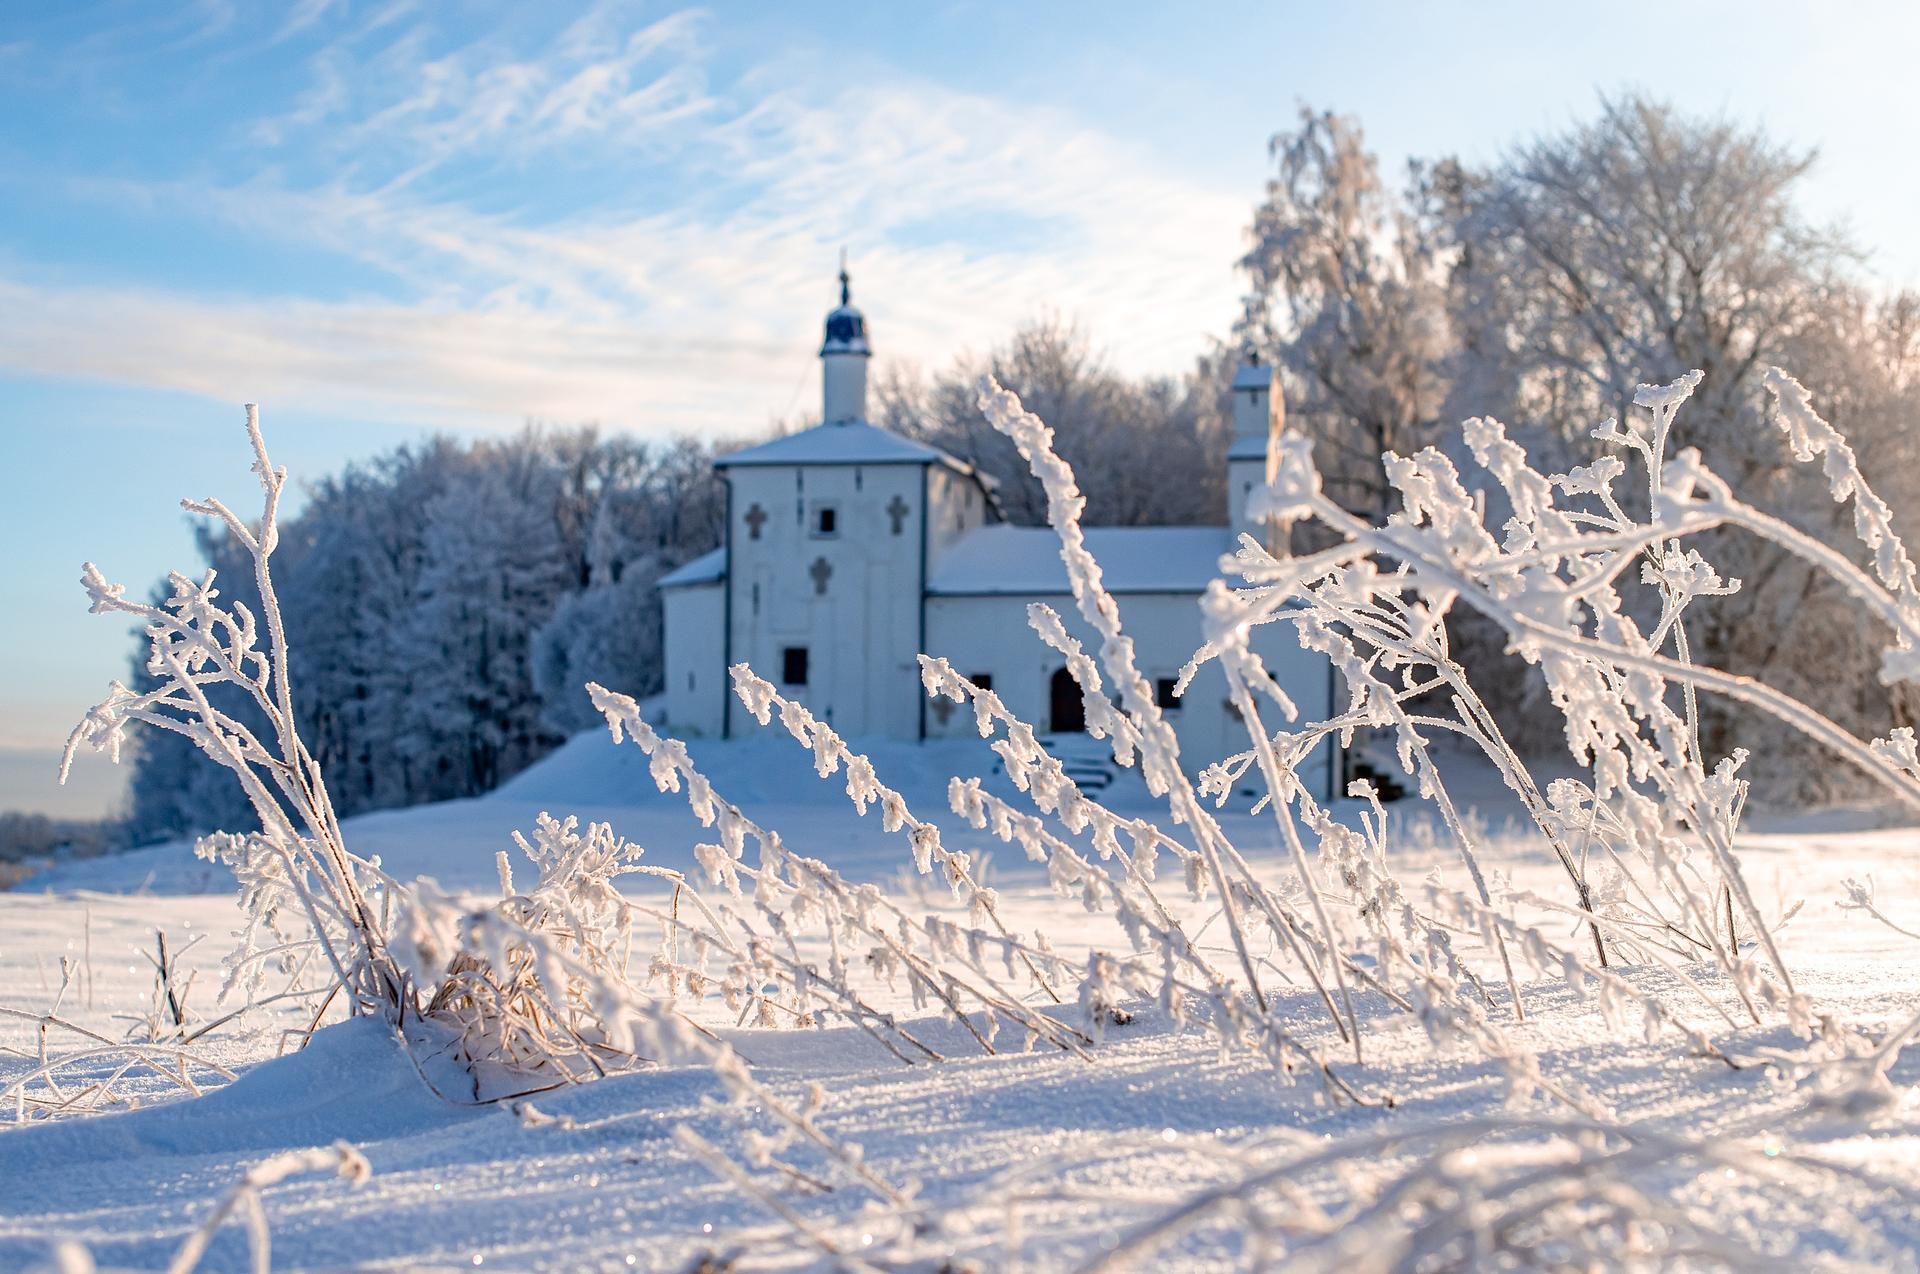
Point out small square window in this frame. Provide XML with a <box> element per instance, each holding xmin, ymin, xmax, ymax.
<box><xmin>1154</xmin><ymin>677</ymin><xmax>1182</xmax><ymax>709</ymax></box>
<box><xmin>811</xmin><ymin>504</ymin><xmax>839</xmax><ymax>538</ymax></box>
<box><xmin>969</xmin><ymin>672</ymin><xmax>993</xmax><ymax>692</ymax></box>
<box><xmin>782</xmin><ymin>647</ymin><xmax>809</xmax><ymax>686</ymax></box>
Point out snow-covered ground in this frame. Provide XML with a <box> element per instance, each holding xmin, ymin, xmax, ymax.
<box><xmin>5</xmin><ymin>731</ymin><xmax>1920</xmax><ymax>1271</ymax></box>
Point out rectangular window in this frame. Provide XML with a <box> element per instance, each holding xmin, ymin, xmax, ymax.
<box><xmin>1154</xmin><ymin>677</ymin><xmax>1182</xmax><ymax>710</ymax></box>
<box><xmin>811</xmin><ymin>504</ymin><xmax>839</xmax><ymax>538</ymax></box>
<box><xmin>969</xmin><ymin>672</ymin><xmax>994</xmax><ymax>692</ymax></box>
<box><xmin>782</xmin><ymin>646</ymin><xmax>810</xmax><ymax>686</ymax></box>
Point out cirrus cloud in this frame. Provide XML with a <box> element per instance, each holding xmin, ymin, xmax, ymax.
<box><xmin>1</xmin><ymin>1</ymin><xmax>1253</xmax><ymax>436</ymax></box>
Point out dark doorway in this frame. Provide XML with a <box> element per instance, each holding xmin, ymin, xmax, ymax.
<box><xmin>1048</xmin><ymin>667</ymin><xmax>1085</xmax><ymax>733</ymax></box>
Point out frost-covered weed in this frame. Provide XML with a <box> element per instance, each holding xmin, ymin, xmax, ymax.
<box><xmin>545</xmin><ymin>367</ymin><xmax>1920</xmax><ymax>1256</ymax></box>
<box><xmin>0</xmin><ymin>957</ymin><xmax>240</xmax><ymax>1122</ymax></box>
<box><xmin>50</xmin><ymin>408</ymin><xmax>935</xmax><ymax>1210</ymax></box>
<box><xmin>973</xmin><ymin>1118</ymin><xmax>1914</xmax><ymax>1272</ymax></box>
<box><xmin>50</xmin><ymin>366</ymin><xmax>1920</xmax><ymax>1267</ymax></box>
<box><xmin>62</xmin><ymin>410</ymin><xmax>407</xmax><ymax>1020</ymax></box>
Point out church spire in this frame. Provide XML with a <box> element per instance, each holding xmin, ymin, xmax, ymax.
<box><xmin>820</xmin><ymin>253</ymin><xmax>870</xmax><ymax>424</ymax></box>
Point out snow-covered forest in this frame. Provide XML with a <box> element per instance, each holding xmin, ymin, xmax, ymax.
<box><xmin>121</xmin><ymin>429</ymin><xmax>732</xmax><ymax>838</ymax></box>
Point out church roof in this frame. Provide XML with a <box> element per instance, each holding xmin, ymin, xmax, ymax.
<box><xmin>1228</xmin><ymin>433</ymin><xmax>1272</xmax><ymax>461</ymax></box>
<box><xmin>658</xmin><ymin>547</ymin><xmax>726</xmax><ymax>589</ymax></box>
<box><xmin>715</xmin><ymin>420</ymin><xmax>974</xmax><ymax>472</ymax></box>
<box><xmin>926</xmin><ymin>524</ymin><xmax>1235</xmax><ymax>596</ymax></box>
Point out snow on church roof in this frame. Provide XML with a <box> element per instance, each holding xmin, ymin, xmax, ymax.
<box><xmin>927</xmin><ymin>524</ymin><xmax>1235</xmax><ymax>596</ymax></box>
<box><xmin>658</xmin><ymin>547</ymin><xmax>726</xmax><ymax>589</ymax></box>
<box><xmin>660</xmin><ymin>526</ymin><xmax>1235</xmax><ymax>594</ymax></box>
<box><xmin>1232</xmin><ymin>363</ymin><xmax>1273</xmax><ymax>391</ymax></box>
<box><xmin>715</xmin><ymin>421</ymin><xmax>970</xmax><ymax>471</ymax></box>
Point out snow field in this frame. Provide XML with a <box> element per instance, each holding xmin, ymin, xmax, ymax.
<box><xmin>5</xmin><ymin>731</ymin><xmax>1920</xmax><ymax>1270</ymax></box>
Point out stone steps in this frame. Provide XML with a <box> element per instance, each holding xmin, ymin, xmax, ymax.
<box><xmin>1039</xmin><ymin>733</ymin><xmax>1117</xmax><ymax>793</ymax></box>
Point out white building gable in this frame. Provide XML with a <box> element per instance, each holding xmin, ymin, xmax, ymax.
<box><xmin>660</xmin><ymin>270</ymin><xmax>1335</xmax><ymax>798</ymax></box>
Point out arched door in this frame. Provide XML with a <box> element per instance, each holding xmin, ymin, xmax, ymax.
<box><xmin>1048</xmin><ymin>667</ymin><xmax>1086</xmax><ymax>734</ymax></box>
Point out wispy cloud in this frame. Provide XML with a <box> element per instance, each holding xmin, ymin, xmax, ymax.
<box><xmin>265</xmin><ymin>0</ymin><xmax>347</xmax><ymax>49</ymax></box>
<box><xmin>262</xmin><ymin>8</ymin><xmax>716</xmax><ymax>179</ymax></box>
<box><xmin>1</xmin><ymin>1</ymin><xmax>1250</xmax><ymax>436</ymax></box>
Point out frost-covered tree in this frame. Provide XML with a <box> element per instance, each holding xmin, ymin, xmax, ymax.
<box><xmin>399</xmin><ymin>464</ymin><xmax>573</xmax><ymax>800</ymax></box>
<box><xmin>530</xmin><ymin>495</ymin><xmax>655</xmax><ymax>737</ymax></box>
<box><xmin>281</xmin><ymin>438</ymin><xmax>472</xmax><ymax>813</ymax></box>
<box><xmin>1432</xmin><ymin>95</ymin><xmax>1918</xmax><ymax>785</ymax></box>
<box><xmin>1237</xmin><ymin>96</ymin><xmax>1920</xmax><ymax>791</ymax></box>
<box><xmin>532</xmin><ymin>437</ymin><xmax>729</xmax><ymax>734</ymax></box>
<box><xmin>1436</xmin><ymin>95</ymin><xmax>1838</xmax><ymax>476</ymax></box>
<box><xmin>877</xmin><ymin>318</ymin><xmax>1229</xmax><ymax>526</ymax></box>
<box><xmin>532</xmin><ymin>574</ymin><xmax>663</xmax><ymax>736</ymax></box>
<box><xmin>1239</xmin><ymin>107</ymin><xmax>1452</xmax><ymax>525</ymax></box>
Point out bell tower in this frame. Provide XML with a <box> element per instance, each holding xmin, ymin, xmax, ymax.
<box><xmin>1227</xmin><ymin>352</ymin><xmax>1285</xmax><ymax>549</ymax></box>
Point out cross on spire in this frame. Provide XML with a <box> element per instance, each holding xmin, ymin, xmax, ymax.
<box><xmin>838</xmin><ymin>246</ymin><xmax>850</xmax><ymax>307</ymax></box>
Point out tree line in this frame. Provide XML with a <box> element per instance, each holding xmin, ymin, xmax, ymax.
<box><xmin>122</xmin><ymin>432</ymin><xmax>730</xmax><ymax>840</ymax></box>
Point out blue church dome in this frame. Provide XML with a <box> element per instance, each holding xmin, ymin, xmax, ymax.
<box><xmin>820</xmin><ymin>267</ymin><xmax>870</xmax><ymax>357</ymax></box>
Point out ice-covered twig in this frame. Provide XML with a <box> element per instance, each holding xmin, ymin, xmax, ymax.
<box><xmin>163</xmin><ymin>1142</ymin><xmax>369</xmax><ymax>1274</ymax></box>
<box><xmin>61</xmin><ymin>407</ymin><xmax>404</xmax><ymax>1018</ymax></box>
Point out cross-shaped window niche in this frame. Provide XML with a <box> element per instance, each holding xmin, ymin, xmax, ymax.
<box><xmin>808</xmin><ymin>556</ymin><xmax>833</xmax><ymax>596</ymax></box>
<box><xmin>743</xmin><ymin>503</ymin><xmax>768</xmax><ymax>540</ymax></box>
<box><xmin>886</xmin><ymin>494</ymin><xmax>911</xmax><ymax>535</ymax></box>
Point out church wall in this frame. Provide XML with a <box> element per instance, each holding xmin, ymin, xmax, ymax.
<box><xmin>722</xmin><ymin>462</ymin><xmax>929</xmax><ymax>740</ymax></box>
<box><xmin>925</xmin><ymin>465</ymin><xmax>989</xmax><ymax>567</ymax></box>
<box><xmin>662</xmin><ymin>581</ymin><xmax>725</xmax><ymax>736</ymax></box>
<box><xmin>1227</xmin><ymin>456</ymin><xmax>1269</xmax><ymax>543</ymax></box>
<box><xmin>923</xmin><ymin>592</ymin><xmax>1337</xmax><ymax>800</ymax></box>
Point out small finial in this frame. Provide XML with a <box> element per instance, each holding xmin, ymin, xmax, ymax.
<box><xmin>838</xmin><ymin>247</ymin><xmax>850</xmax><ymax>307</ymax></box>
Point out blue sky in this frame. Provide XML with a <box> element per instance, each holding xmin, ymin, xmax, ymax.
<box><xmin>4</xmin><ymin>0</ymin><xmax>1917</xmax><ymax>818</ymax></box>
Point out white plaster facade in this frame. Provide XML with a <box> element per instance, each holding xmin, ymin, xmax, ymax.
<box><xmin>659</xmin><ymin>274</ymin><xmax>1335</xmax><ymax>798</ymax></box>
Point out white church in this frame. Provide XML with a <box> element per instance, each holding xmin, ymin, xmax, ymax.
<box><xmin>658</xmin><ymin>271</ymin><xmax>1336</xmax><ymax>798</ymax></box>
